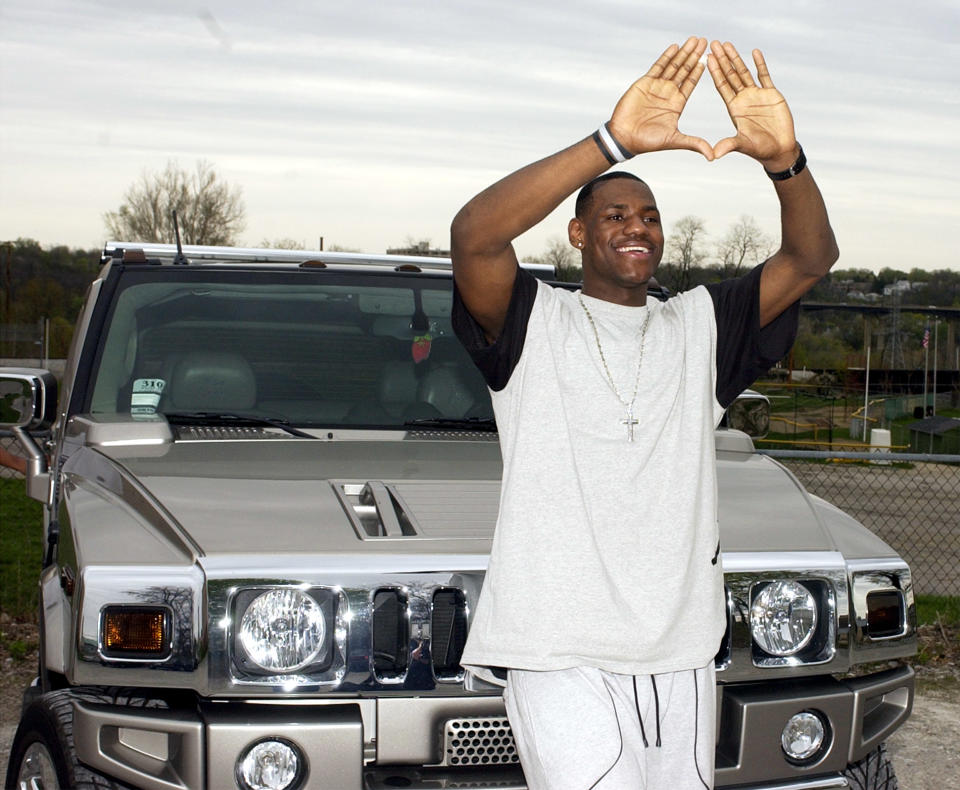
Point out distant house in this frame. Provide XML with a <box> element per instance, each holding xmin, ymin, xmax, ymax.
<box><xmin>387</xmin><ymin>241</ymin><xmax>450</xmax><ymax>257</ymax></box>
<box><xmin>907</xmin><ymin>416</ymin><xmax>960</xmax><ymax>454</ymax></box>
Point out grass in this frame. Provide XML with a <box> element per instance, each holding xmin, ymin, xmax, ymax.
<box><xmin>0</xmin><ymin>477</ymin><xmax>44</xmax><ymax>619</ymax></box>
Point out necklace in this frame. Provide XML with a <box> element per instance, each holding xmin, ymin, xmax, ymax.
<box><xmin>578</xmin><ymin>293</ymin><xmax>650</xmax><ymax>442</ymax></box>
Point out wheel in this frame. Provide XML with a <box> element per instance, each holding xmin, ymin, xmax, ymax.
<box><xmin>5</xmin><ymin>689</ymin><xmax>135</xmax><ymax>790</ymax></box>
<box><xmin>843</xmin><ymin>743</ymin><xmax>899</xmax><ymax>790</ymax></box>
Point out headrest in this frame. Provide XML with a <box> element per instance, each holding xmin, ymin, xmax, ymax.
<box><xmin>168</xmin><ymin>351</ymin><xmax>256</xmax><ymax>412</ymax></box>
<box><xmin>417</xmin><ymin>364</ymin><xmax>474</xmax><ymax>418</ymax></box>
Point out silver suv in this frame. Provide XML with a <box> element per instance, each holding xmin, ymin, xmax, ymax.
<box><xmin>3</xmin><ymin>243</ymin><xmax>916</xmax><ymax>790</ymax></box>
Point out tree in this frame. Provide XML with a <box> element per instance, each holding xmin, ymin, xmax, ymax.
<box><xmin>523</xmin><ymin>236</ymin><xmax>581</xmax><ymax>282</ymax></box>
<box><xmin>663</xmin><ymin>216</ymin><xmax>708</xmax><ymax>292</ymax></box>
<box><xmin>104</xmin><ymin>160</ymin><xmax>245</xmax><ymax>245</ymax></box>
<box><xmin>717</xmin><ymin>215</ymin><xmax>773</xmax><ymax>277</ymax></box>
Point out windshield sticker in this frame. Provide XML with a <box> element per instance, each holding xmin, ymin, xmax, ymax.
<box><xmin>412</xmin><ymin>333</ymin><xmax>432</xmax><ymax>364</ymax></box>
<box><xmin>131</xmin><ymin>378</ymin><xmax>166</xmax><ymax>416</ymax></box>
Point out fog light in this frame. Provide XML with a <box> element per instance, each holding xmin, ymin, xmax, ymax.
<box><xmin>781</xmin><ymin>711</ymin><xmax>826</xmax><ymax>762</ymax></box>
<box><xmin>237</xmin><ymin>739</ymin><xmax>303</xmax><ymax>790</ymax></box>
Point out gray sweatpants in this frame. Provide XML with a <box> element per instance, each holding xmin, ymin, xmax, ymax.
<box><xmin>504</xmin><ymin>663</ymin><xmax>715</xmax><ymax>790</ymax></box>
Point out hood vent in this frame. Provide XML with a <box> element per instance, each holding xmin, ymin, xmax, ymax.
<box><xmin>337</xmin><ymin>482</ymin><xmax>419</xmax><ymax>539</ymax></box>
<box><xmin>174</xmin><ymin>426</ymin><xmax>286</xmax><ymax>441</ymax></box>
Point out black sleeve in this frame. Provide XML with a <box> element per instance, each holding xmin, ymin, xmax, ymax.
<box><xmin>451</xmin><ymin>267</ymin><xmax>539</xmax><ymax>391</ymax></box>
<box><xmin>705</xmin><ymin>262</ymin><xmax>800</xmax><ymax>408</ymax></box>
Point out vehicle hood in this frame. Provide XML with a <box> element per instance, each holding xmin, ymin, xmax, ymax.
<box><xmin>96</xmin><ymin>436</ymin><xmax>835</xmax><ymax>557</ymax></box>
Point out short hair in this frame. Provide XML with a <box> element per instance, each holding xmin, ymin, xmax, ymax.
<box><xmin>575</xmin><ymin>172</ymin><xmax>649</xmax><ymax>219</ymax></box>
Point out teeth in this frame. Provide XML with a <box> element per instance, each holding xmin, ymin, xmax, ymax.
<box><xmin>617</xmin><ymin>245</ymin><xmax>650</xmax><ymax>253</ymax></box>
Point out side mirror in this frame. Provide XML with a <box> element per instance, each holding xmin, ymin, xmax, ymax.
<box><xmin>725</xmin><ymin>391</ymin><xmax>770</xmax><ymax>438</ymax></box>
<box><xmin>0</xmin><ymin>368</ymin><xmax>58</xmax><ymax>431</ymax></box>
<box><xmin>1</xmin><ymin>368</ymin><xmax>58</xmax><ymax>502</ymax></box>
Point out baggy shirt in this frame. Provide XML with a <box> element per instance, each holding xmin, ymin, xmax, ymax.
<box><xmin>452</xmin><ymin>264</ymin><xmax>798</xmax><ymax>683</ymax></box>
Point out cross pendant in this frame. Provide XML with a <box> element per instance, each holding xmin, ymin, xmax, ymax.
<box><xmin>622</xmin><ymin>409</ymin><xmax>639</xmax><ymax>442</ymax></box>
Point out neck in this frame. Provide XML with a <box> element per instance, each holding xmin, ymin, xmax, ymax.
<box><xmin>580</xmin><ymin>279</ymin><xmax>649</xmax><ymax>307</ymax></box>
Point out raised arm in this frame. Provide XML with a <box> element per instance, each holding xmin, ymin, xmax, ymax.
<box><xmin>707</xmin><ymin>41</ymin><xmax>839</xmax><ymax>327</ymax></box>
<box><xmin>451</xmin><ymin>37</ymin><xmax>714</xmax><ymax>340</ymax></box>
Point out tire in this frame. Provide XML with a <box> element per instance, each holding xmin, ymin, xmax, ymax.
<box><xmin>843</xmin><ymin>742</ymin><xmax>899</xmax><ymax>790</ymax></box>
<box><xmin>5</xmin><ymin>689</ymin><xmax>138</xmax><ymax>790</ymax></box>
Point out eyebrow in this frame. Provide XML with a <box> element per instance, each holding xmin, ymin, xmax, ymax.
<box><xmin>601</xmin><ymin>203</ymin><xmax>659</xmax><ymax>212</ymax></box>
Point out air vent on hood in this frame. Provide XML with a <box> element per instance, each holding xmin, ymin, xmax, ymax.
<box><xmin>174</xmin><ymin>426</ymin><xmax>287</xmax><ymax>441</ymax></box>
<box><xmin>337</xmin><ymin>482</ymin><xmax>419</xmax><ymax>538</ymax></box>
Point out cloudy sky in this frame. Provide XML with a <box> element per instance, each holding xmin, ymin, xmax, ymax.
<box><xmin>1</xmin><ymin>0</ymin><xmax>958</xmax><ymax>272</ymax></box>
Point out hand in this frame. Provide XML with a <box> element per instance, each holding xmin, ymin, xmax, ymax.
<box><xmin>707</xmin><ymin>41</ymin><xmax>798</xmax><ymax>168</ymax></box>
<box><xmin>609</xmin><ymin>37</ymin><xmax>714</xmax><ymax>161</ymax></box>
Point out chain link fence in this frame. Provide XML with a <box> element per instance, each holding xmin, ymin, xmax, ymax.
<box><xmin>764</xmin><ymin>450</ymin><xmax>959</xmax><ymax>597</ymax></box>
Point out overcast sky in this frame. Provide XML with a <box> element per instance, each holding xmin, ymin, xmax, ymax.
<box><xmin>1</xmin><ymin>0</ymin><xmax>958</xmax><ymax>273</ymax></box>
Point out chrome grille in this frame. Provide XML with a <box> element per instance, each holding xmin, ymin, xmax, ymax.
<box><xmin>441</xmin><ymin>717</ymin><xmax>519</xmax><ymax>767</ymax></box>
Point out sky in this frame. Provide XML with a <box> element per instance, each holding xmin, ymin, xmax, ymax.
<box><xmin>1</xmin><ymin>0</ymin><xmax>959</xmax><ymax>273</ymax></box>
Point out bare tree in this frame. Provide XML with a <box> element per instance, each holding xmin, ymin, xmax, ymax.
<box><xmin>104</xmin><ymin>160</ymin><xmax>245</xmax><ymax>245</ymax></box>
<box><xmin>717</xmin><ymin>215</ymin><xmax>773</xmax><ymax>277</ymax></box>
<box><xmin>664</xmin><ymin>216</ymin><xmax>708</xmax><ymax>292</ymax></box>
<box><xmin>524</xmin><ymin>236</ymin><xmax>581</xmax><ymax>282</ymax></box>
<box><xmin>260</xmin><ymin>238</ymin><xmax>307</xmax><ymax>250</ymax></box>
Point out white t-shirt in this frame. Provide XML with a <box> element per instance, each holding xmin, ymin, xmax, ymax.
<box><xmin>452</xmin><ymin>265</ymin><xmax>798</xmax><ymax>683</ymax></box>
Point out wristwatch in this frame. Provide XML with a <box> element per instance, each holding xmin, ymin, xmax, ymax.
<box><xmin>764</xmin><ymin>145</ymin><xmax>806</xmax><ymax>181</ymax></box>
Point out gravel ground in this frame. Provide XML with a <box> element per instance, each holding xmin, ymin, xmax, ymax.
<box><xmin>2</xmin><ymin>621</ymin><xmax>958</xmax><ymax>789</ymax></box>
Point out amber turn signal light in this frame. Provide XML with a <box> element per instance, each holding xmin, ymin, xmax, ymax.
<box><xmin>866</xmin><ymin>590</ymin><xmax>904</xmax><ymax>639</ymax></box>
<box><xmin>101</xmin><ymin>607</ymin><xmax>169</xmax><ymax>657</ymax></box>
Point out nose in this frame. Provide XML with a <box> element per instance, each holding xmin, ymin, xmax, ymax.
<box><xmin>623</xmin><ymin>214</ymin><xmax>646</xmax><ymax>237</ymax></box>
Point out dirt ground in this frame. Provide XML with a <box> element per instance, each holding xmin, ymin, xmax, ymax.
<box><xmin>2</xmin><ymin>620</ymin><xmax>958</xmax><ymax>789</ymax></box>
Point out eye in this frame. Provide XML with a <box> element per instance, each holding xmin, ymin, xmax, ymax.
<box><xmin>606</xmin><ymin>214</ymin><xmax>623</xmax><ymax>222</ymax></box>
<box><xmin>643</xmin><ymin>216</ymin><xmax>660</xmax><ymax>224</ymax></box>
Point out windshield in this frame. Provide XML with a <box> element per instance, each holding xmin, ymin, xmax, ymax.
<box><xmin>85</xmin><ymin>268</ymin><xmax>492</xmax><ymax>429</ymax></box>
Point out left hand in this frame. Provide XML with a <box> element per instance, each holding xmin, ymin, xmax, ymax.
<box><xmin>707</xmin><ymin>41</ymin><xmax>798</xmax><ymax>169</ymax></box>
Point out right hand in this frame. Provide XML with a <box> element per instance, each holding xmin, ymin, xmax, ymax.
<box><xmin>608</xmin><ymin>36</ymin><xmax>714</xmax><ymax>161</ymax></box>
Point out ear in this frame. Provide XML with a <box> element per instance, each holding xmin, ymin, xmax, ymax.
<box><xmin>567</xmin><ymin>218</ymin><xmax>584</xmax><ymax>250</ymax></box>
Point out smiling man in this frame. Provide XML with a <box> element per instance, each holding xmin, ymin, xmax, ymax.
<box><xmin>450</xmin><ymin>38</ymin><xmax>838</xmax><ymax>790</ymax></box>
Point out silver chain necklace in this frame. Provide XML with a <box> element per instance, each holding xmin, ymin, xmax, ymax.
<box><xmin>578</xmin><ymin>292</ymin><xmax>650</xmax><ymax>442</ymax></box>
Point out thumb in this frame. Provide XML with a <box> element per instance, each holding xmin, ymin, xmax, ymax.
<box><xmin>712</xmin><ymin>136</ymin><xmax>739</xmax><ymax>160</ymax></box>
<box><xmin>674</xmin><ymin>134</ymin><xmax>715</xmax><ymax>161</ymax></box>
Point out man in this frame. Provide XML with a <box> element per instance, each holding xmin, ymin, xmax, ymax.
<box><xmin>450</xmin><ymin>37</ymin><xmax>838</xmax><ymax>790</ymax></box>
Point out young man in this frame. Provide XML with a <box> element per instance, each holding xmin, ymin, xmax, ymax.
<box><xmin>450</xmin><ymin>37</ymin><xmax>838</xmax><ymax>790</ymax></box>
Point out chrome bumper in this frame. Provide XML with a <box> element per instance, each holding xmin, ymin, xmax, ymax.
<box><xmin>68</xmin><ymin>665</ymin><xmax>913</xmax><ymax>790</ymax></box>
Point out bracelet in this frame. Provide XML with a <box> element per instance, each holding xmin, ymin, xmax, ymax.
<box><xmin>764</xmin><ymin>144</ymin><xmax>806</xmax><ymax>181</ymax></box>
<box><xmin>592</xmin><ymin>122</ymin><xmax>634</xmax><ymax>166</ymax></box>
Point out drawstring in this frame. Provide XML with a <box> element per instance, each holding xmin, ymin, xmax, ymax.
<box><xmin>633</xmin><ymin>675</ymin><xmax>662</xmax><ymax>748</ymax></box>
<box><xmin>632</xmin><ymin>675</ymin><xmax>649</xmax><ymax>747</ymax></box>
<box><xmin>651</xmin><ymin>675</ymin><xmax>662</xmax><ymax>747</ymax></box>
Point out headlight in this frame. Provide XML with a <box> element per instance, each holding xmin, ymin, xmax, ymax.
<box><xmin>239</xmin><ymin>589</ymin><xmax>326</xmax><ymax>672</ymax></box>
<box><xmin>750</xmin><ymin>580</ymin><xmax>818</xmax><ymax>657</ymax></box>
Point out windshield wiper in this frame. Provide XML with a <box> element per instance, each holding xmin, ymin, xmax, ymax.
<box><xmin>162</xmin><ymin>411</ymin><xmax>316</xmax><ymax>439</ymax></box>
<box><xmin>403</xmin><ymin>416</ymin><xmax>497</xmax><ymax>433</ymax></box>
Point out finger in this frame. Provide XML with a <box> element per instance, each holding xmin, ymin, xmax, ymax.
<box><xmin>678</xmin><ymin>61</ymin><xmax>705</xmax><ymax>100</ymax></box>
<box><xmin>753</xmin><ymin>48</ymin><xmax>775</xmax><ymax>89</ymax></box>
<box><xmin>712</xmin><ymin>136</ymin><xmax>740</xmax><ymax>159</ymax></box>
<box><xmin>710</xmin><ymin>39</ymin><xmax>743</xmax><ymax>92</ymax></box>
<box><xmin>672</xmin><ymin>37</ymin><xmax>707</xmax><ymax>86</ymax></box>
<box><xmin>706</xmin><ymin>53</ymin><xmax>736</xmax><ymax>104</ymax></box>
<box><xmin>723</xmin><ymin>41</ymin><xmax>756</xmax><ymax>88</ymax></box>
<box><xmin>645</xmin><ymin>43</ymin><xmax>680</xmax><ymax>79</ymax></box>
<box><xmin>662</xmin><ymin>36</ymin><xmax>703</xmax><ymax>81</ymax></box>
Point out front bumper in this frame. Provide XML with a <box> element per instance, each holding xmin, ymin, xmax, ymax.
<box><xmin>69</xmin><ymin>665</ymin><xmax>913</xmax><ymax>790</ymax></box>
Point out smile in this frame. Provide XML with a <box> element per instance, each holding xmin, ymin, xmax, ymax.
<box><xmin>615</xmin><ymin>245</ymin><xmax>651</xmax><ymax>254</ymax></box>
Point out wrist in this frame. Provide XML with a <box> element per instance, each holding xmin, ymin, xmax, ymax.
<box><xmin>592</xmin><ymin>122</ymin><xmax>635</xmax><ymax>166</ymax></box>
<box><xmin>763</xmin><ymin>144</ymin><xmax>805</xmax><ymax>181</ymax></box>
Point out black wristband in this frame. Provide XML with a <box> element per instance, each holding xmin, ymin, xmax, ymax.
<box><xmin>764</xmin><ymin>144</ymin><xmax>806</xmax><ymax>181</ymax></box>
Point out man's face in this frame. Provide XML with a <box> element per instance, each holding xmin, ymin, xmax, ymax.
<box><xmin>570</xmin><ymin>179</ymin><xmax>664</xmax><ymax>304</ymax></box>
